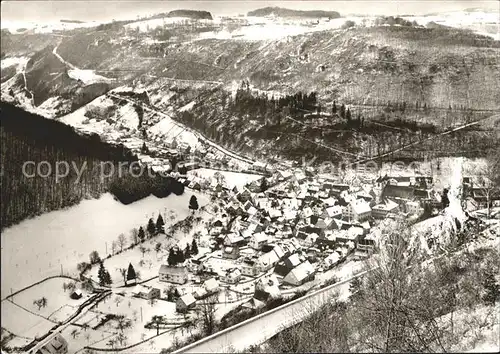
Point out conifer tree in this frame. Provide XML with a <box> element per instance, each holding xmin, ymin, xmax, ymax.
<box><xmin>168</xmin><ymin>248</ymin><xmax>176</xmax><ymax>266</ymax></box>
<box><xmin>191</xmin><ymin>239</ymin><xmax>199</xmax><ymax>255</ymax></box>
<box><xmin>138</xmin><ymin>226</ymin><xmax>145</xmax><ymax>242</ymax></box>
<box><xmin>189</xmin><ymin>195</ymin><xmax>199</xmax><ymax>213</ymax></box>
<box><xmin>177</xmin><ymin>248</ymin><xmax>185</xmax><ymax>263</ymax></box>
<box><xmin>147</xmin><ymin>218</ymin><xmax>156</xmax><ymax>237</ymax></box>
<box><xmin>346</xmin><ymin>108</ymin><xmax>352</xmax><ymax>122</ymax></box>
<box><xmin>126</xmin><ymin>263</ymin><xmax>137</xmax><ymax>284</ymax></box>
<box><xmin>104</xmin><ymin>270</ymin><xmax>112</xmax><ymax>285</ymax></box>
<box><xmin>156</xmin><ymin>214</ymin><xmax>165</xmax><ymax>234</ymax></box>
<box><xmin>98</xmin><ymin>262</ymin><xmax>107</xmax><ymax>286</ymax></box>
<box><xmin>98</xmin><ymin>262</ymin><xmax>112</xmax><ymax>286</ymax></box>
<box><xmin>260</xmin><ymin>178</ymin><xmax>268</xmax><ymax>192</ymax></box>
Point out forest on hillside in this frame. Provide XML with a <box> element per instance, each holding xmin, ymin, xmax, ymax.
<box><xmin>0</xmin><ymin>103</ymin><xmax>184</xmax><ymax>229</ymax></box>
<box><xmin>173</xmin><ymin>84</ymin><xmax>499</xmax><ymax>163</ymax></box>
<box><xmin>247</xmin><ymin>7</ymin><xmax>340</xmax><ymax>19</ymax></box>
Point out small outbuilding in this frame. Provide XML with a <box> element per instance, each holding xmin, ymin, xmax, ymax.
<box><xmin>176</xmin><ymin>293</ymin><xmax>197</xmax><ymax>313</ymax></box>
<box><xmin>70</xmin><ymin>290</ymin><xmax>82</xmax><ymax>300</ymax></box>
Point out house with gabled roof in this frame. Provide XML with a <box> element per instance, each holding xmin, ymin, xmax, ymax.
<box><xmin>322</xmin><ymin>205</ymin><xmax>343</xmax><ymax>219</ymax></box>
<box><xmin>331</xmin><ymin>218</ymin><xmax>351</xmax><ymax>230</ymax></box>
<box><xmin>335</xmin><ymin>226</ymin><xmax>364</xmax><ymax>246</ymax></box>
<box><xmin>241</xmin><ymin>256</ymin><xmax>260</xmax><ymax>277</ymax></box>
<box><xmin>35</xmin><ymin>333</ymin><xmax>68</xmax><ymax>354</ymax></box>
<box><xmin>254</xmin><ymin>274</ymin><xmax>281</xmax><ymax>302</ymax></box>
<box><xmin>343</xmin><ymin>199</ymin><xmax>372</xmax><ymax>222</ymax></box>
<box><xmin>256</xmin><ymin>249</ymin><xmax>280</xmax><ymax>272</ymax></box>
<box><xmin>372</xmin><ymin>200</ymin><xmax>399</xmax><ymax>219</ymax></box>
<box><xmin>323</xmin><ymin>252</ymin><xmax>341</xmax><ymax>269</ymax></box>
<box><xmin>274</xmin><ymin>253</ymin><xmax>302</xmax><ymax>277</ymax></box>
<box><xmin>159</xmin><ymin>265</ymin><xmax>188</xmax><ymax>284</ymax></box>
<box><xmin>176</xmin><ymin>293</ymin><xmax>196</xmax><ymax>313</ymax></box>
<box><xmin>242</xmin><ymin>297</ymin><xmax>265</xmax><ymax>310</ymax></box>
<box><xmin>301</xmin><ymin>207</ymin><xmax>314</xmax><ymax>218</ymax></box>
<box><xmin>282</xmin><ymin>261</ymin><xmax>316</xmax><ymax>286</ymax></box>
<box><xmin>222</xmin><ymin>268</ymin><xmax>241</xmax><ymax>283</ymax></box>
<box><xmin>250</xmin><ymin>232</ymin><xmax>268</xmax><ymax>250</ymax></box>
<box><xmin>237</xmin><ymin>188</ymin><xmax>253</xmax><ymax>203</ymax></box>
<box><xmin>224</xmin><ymin>233</ymin><xmax>245</xmax><ymax>247</ymax></box>
<box><xmin>203</xmin><ymin>277</ymin><xmax>220</xmax><ymax>294</ymax></box>
<box><xmin>316</xmin><ymin>231</ymin><xmax>337</xmax><ymax>248</ymax></box>
<box><xmin>222</xmin><ymin>245</ymin><xmax>240</xmax><ymax>260</ymax></box>
<box><xmin>277</xmin><ymin>170</ymin><xmax>293</xmax><ymax>181</ymax></box>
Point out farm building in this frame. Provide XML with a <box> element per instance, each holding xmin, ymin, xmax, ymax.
<box><xmin>282</xmin><ymin>261</ymin><xmax>316</xmax><ymax>286</ymax></box>
<box><xmin>147</xmin><ymin>288</ymin><xmax>161</xmax><ymax>299</ymax></box>
<box><xmin>35</xmin><ymin>333</ymin><xmax>68</xmax><ymax>354</ymax></box>
<box><xmin>176</xmin><ymin>293</ymin><xmax>197</xmax><ymax>312</ymax></box>
<box><xmin>159</xmin><ymin>265</ymin><xmax>188</xmax><ymax>284</ymax></box>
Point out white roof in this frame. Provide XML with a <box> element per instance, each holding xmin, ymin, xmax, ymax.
<box><xmin>306</xmin><ymin>233</ymin><xmax>319</xmax><ymax>242</ymax></box>
<box><xmin>283</xmin><ymin>210</ymin><xmax>297</xmax><ymax>220</ymax></box>
<box><xmin>373</xmin><ymin>200</ymin><xmax>399</xmax><ymax>211</ymax></box>
<box><xmin>278</xmin><ymin>170</ymin><xmax>293</xmax><ymax>178</ymax></box>
<box><xmin>269</xmin><ymin>209</ymin><xmax>282</xmax><ymax>218</ymax></box>
<box><xmin>302</xmin><ymin>207</ymin><xmax>313</xmax><ymax>218</ymax></box>
<box><xmin>179</xmin><ymin>293</ymin><xmax>196</xmax><ymax>306</ymax></box>
<box><xmin>284</xmin><ymin>261</ymin><xmax>315</xmax><ymax>283</ymax></box>
<box><xmin>325</xmin><ymin>205</ymin><xmax>342</xmax><ymax>217</ymax></box>
<box><xmin>252</xmin><ymin>232</ymin><xmax>268</xmax><ymax>243</ymax></box>
<box><xmin>325</xmin><ymin>252</ymin><xmax>340</xmax><ymax>265</ymax></box>
<box><xmin>204</xmin><ymin>278</ymin><xmax>219</xmax><ymax>292</ymax></box>
<box><xmin>351</xmin><ymin>200</ymin><xmax>372</xmax><ymax>214</ymax></box>
<box><xmin>258</xmin><ymin>250</ymin><xmax>279</xmax><ymax>267</ymax></box>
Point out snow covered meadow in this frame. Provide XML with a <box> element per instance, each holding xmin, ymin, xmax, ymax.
<box><xmin>1</xmin><ymin>192</ymin><xmax>208</xmax><ymax>299</ymax></box>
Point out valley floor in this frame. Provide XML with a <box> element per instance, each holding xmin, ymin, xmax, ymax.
<box><xmin>1</xmin><ymin>192</ymin><xmax>208</xmax><ymax>299</ymax></box>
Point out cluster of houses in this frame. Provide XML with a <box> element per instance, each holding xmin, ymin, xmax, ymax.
<box><xmin>152</xmin><ymin>167</ymin><xmax>447</xmax><ymax>313</ymax></box>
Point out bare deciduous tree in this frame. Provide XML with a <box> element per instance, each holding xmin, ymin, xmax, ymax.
<box><xmin>117</xmin><ymin>233</ymin><xmax>127</xmax><ymax>253</ymax></box>
<box><xmin>195</xmin><ymin>294</ymin><xmax>218</xmax><ymax>336</ymax></box>
<box><xmin>130</xmin><ymin>228</ymin><xmax>139</xmax><ymax>246</ymax></box>
<box><xmin>475</xmin><ymin>151</ymin><xmax>500</xmax><ymax>218</ymax></box>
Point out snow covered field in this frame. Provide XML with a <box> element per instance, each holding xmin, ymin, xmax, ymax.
<box><xmin>1</xmin><ymin>300</ymin><xmax>54</xmax><ymax>346</ymax></box>
<box><xmin>0</xmin><ymin>56</ymin><xmax>30</xmax><ymax>70</ymax></box>
<box><xmin>197</xmin><ymin>16</ymin><xmax>357</xmax><ymax>41</ymax></box>
<box><xmin>0</xmin><ymin>277</ymin><xmax>93</xmax><ymax>348</ymax></box>
<box><xmin>1</xmin><ymin>192</ymin><xmax>208</xmax><ymax>299</ymax></box>
<box><xmin>149</xmin><ymin>114</ymin><xmax>200</xmax><ymax>147</ymax></box>
<box><xmin>124</xmin><ymin>17</ymin><xmax>215</xmax><ymax>32</ymax></box>
<box><xmin>403</xmin><ymin>10</ymin><xmax>500</xmax><ymax>40</ymax></box>
<box><xmin>67</xmin><ymin>68</ymin><xmax>115</xmax><ymax>85</ymax></box>
<box><xmin>1</xmin><ymin>19</ymin><xmax>103</xmax><ymax>34</ymax></box>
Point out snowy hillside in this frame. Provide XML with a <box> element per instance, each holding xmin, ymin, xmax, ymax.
<box><xmin>1</xmin><ymin>19</ymin><xmax>103</xmax><ymax>34</ymax></box>
<box><xmin>403</xmin><ymin>9</ymin><xmax>500</xmax><ymax>39</ymax></box>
